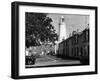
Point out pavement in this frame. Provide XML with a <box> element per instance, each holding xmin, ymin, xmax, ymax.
<box><xmin>26</xmin><ymin>54</ymin><xmax>81</xmax><ymax>68</ymax></box>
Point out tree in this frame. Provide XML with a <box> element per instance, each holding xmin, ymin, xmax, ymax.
<box><xmin>25</xmin><ymin>12</ymin><xmax>58</xmax><ymax>47</ymax></box>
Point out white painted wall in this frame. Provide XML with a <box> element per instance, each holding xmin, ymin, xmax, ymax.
<box><xmin>0</xmin><ymin>0</ymin><xmax>99</xmax><ymax>81</ymax></box>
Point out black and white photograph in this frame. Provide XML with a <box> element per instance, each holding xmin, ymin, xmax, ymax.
<box><xmin>11</xmin><ymin>1</ymin><xmax>97</xmax><ymax>79</ymax></box>
<box><xmin>25</xmin><ymin>13</ymin><xmax>90</xmax><ymax>68</ymax></box>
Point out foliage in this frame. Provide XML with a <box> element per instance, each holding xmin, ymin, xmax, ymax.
<box><xmin>25</xmin><ymin>13</ymin><xmax>58</xmax><ymax>47</ymax></box>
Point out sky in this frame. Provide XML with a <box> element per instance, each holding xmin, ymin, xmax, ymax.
<box><xmin>47</xmin><ymin>13</ymin><xmax>89</xmax><ymax>37</ymax></box>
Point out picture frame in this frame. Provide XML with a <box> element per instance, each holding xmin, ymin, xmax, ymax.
<box><xmin>11</xmin><ymin>1</ymin><xmax>98</xmax><ymax>79</ymax></box>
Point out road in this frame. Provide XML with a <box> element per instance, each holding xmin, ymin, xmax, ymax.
<box><xmin>26</xmin><ymin>54</ymin><xmax>81</xmax><ymax>68</ymax></box>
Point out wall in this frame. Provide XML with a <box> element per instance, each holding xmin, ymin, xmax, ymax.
<box><xmin>0</xmin><ymin>0</ymin><xmax>99</xmax><ymax>81</ymax></box>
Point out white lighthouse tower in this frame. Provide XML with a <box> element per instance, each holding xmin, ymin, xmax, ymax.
<box><xmin>54</xmin><ymin>16</ymin><xmax>67</xmax><ymax>55</ymax></box>
<box><xmin>58</xmin><ymin>16</ymin><xmax>67</xmax><ymax>43</ymax></box>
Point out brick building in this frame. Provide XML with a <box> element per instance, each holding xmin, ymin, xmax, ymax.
<box><xmin>58</xmin><ymin>28</ymin><xmax>89</xmax><ymax>64</ymax></box>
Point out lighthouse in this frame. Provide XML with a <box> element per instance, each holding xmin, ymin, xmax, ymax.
<box><xmin>58</xmin><ymin>16</ymin><xmax>67</xmax><ymax>43</ymax></box>
<box><xmin>54</xmin><ymin>16</ymin><xmax>67</xmax><ymax>55</ymax></box>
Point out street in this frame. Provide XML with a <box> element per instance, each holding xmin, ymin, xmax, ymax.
<box><xmin>26</xmin><ymin>54</ymin><xmax>81</xmax><ymax>68</ymax></box>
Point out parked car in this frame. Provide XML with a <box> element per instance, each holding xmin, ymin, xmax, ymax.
<box><xmin>26</xmin><ymin>55</ymin><xmax>36</xmax><ymax>65</ymax></box>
